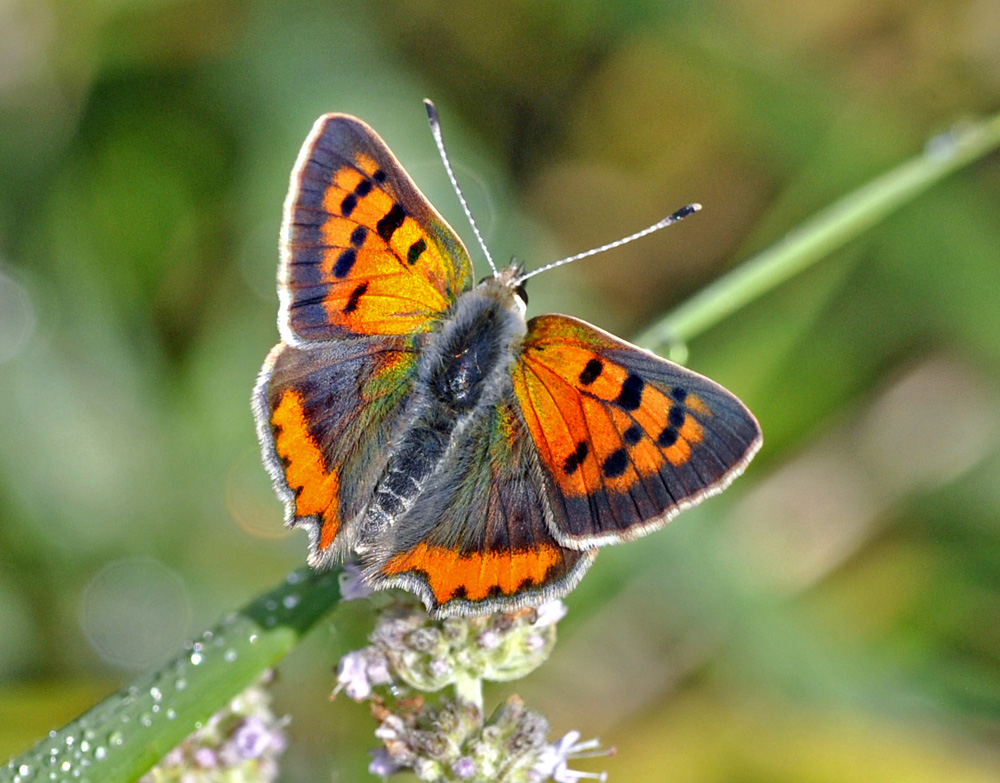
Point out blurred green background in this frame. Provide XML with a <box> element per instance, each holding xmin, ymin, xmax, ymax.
<box><xmin>2</xmin><ymin>0</ymin><xmax>1000</xmax><ymax>780</ymax></box>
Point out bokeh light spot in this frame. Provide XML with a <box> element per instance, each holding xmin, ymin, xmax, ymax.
<box><xmin>0</xmin><ymin>266</ymin><xmax>36</xmax><ymax>363</ymax></box>
<box><xmin>80</xmin><ymin>558</ymin><xmax>191</xmax><ymax>670</ymax></box>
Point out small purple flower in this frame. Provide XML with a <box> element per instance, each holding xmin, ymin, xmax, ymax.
<box><xmin>340</xmin><ymin>563</ymin><xmax>373</xmax><ymax>602</ymax></box>
<box><xmin>428</xmin><ymin>657</ymin><xmax>452</xmax><ymax>678</ymax></box>
<box><xmin>231</xmin><ymin>716</ymin><xmax>273</xmax><ymax>759</ymax></box>
<box><xmin>533</xmin><ymin>600</ymin><xmax>567</xmax><ymax>628</ymax></box>
<box><xmin>192</xmin><ymin>747</ymin><xmax>217</xmax><ymax>768</ymax></box>
<box><xmin>368</xmin><ymin>748</ymin><xmax>403</xmax><ymax>778</ymax></box>
<box><xmin>477</xmin><ymin>630</ymin><xmax>501</xmax><ymax>650</ymax></box>
<box><xmin>451</xmin><ymin>756</ymin><xmax>477</xmax><ymax>779</ymax></box>
<box><xmin>367</xmin><ymin>650</ymin><xmax>393</xmax><ymax>686</ymax></box>
<box><xmin>337</xmin><ymin>650</ymin><xmax>373</xmax><ymax>700</ymax></box>
<box><xmin>524</xmin><ymin>634</ymin><xmax>546</xmax><ymax>652</ymax></box>
<box><xmin>531</xmin><ymin>730</ymin><xmax>610</xmax><ymax>783</ymax></box>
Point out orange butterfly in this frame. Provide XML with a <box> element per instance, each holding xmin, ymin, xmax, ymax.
<box><xmin>254</xmin><ymin>103</ymin><xmax>762</xmax><ymax>616</ymax></box>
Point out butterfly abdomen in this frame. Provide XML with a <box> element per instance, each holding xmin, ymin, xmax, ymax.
<box><xmin>364</xmin><ymin>283</ymin><xmax>527</xmax><ymax>536</ymax></box>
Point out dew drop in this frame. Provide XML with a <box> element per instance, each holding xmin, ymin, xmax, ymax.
<box><xmin>108</xmin><ymin>731</ymin><xmax>124</xmax><ymax>747</ymax></box>
<box><xmin>249</xmin><ymin>633</ymin><xmax>259</xmax><ymax>644</ymax></box>
<box><xmin>80</xmin><ymin>740</ymin><xmax>90</xmax><ymax>753</ymax></box>
<box><xmin>150</xmin><ymin>686</ymin><xmax>162</xmax><ymax>702</ymax></box>
<box><xmin>139</xmin><ymin>713</ymin><xmax>153</xmax><ymax>727</ymax></box>
<box><xmin>166</xmin><ymin>709</ymin><xmax>177</xmax><ymax>720</ymax></box>
<box><xmin>287</xmin><ymin>570</ymin><xmax>303</xmax><ymax>584</ymax></box>
<box><xmin>175</xmin><ymin>678</ymin><xmax>188</xmax><ymax>691</ymax></box>
<box><xmin>224</xmin><ymin>649</ymin><xmax>238</xmax><ymax>662</ymax></box>
<box><xmin>282</xmin><ymin>593</ymin><xmax>300</xmax><ymax>609</ymax></box>
<box><xmin>60</xmin><ymin>761</ymin><xmax>71</xmax><ymax>772</ymax></box>
<box><xmin>265</xmin><ymin>616</ymin><xmax>276</xmax><ymax>627</ymax></box>
<box><xmin>194</xmin><ymin>721</ymin><xmax>203</xmax><ymax>730</ymax></box>
<box><xmin>190</xmin><ymin>652</ymin><xmax>203</xmax><ymax>665</ymax></box>
<box><xmin>94</xmin><ymin>747</ymin><xmax>107</xmax><ymax>761</ymax></box>
<box><xmin>265</xmin><ymin>599</ymin><xmax>278</xmax><ymax>611</ymax></box>
<box><xmin>18</xmin><ymin>764</ymin><xmax>31</xmax><ymax>776</ymax></box>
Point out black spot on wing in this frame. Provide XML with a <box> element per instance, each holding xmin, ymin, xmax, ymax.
<box><xmin>624</xmin><ymin>425</ymin><xmax>643</xmax><ymax>445</ymax></box>
<box><xmin>657</xmin><ymin>426</ymin><xmax>679</xmax><ymax>447</ymax></box>
<box><xmin>602</xmin><ymin>449</ymin><xmax>629</xmax><ymax>478</ymax></box>
<box><xmin>579</xmin><ymin>359</ymin><xmax>603</xmax><ymax>386</ymax></box>
<box><xmin>373</xmin><ymin>169</ymin><xmax>387</xmax><ymax>183</ymax></box>
<box><xmin>340</xmin><ymin>193</ymin><xmax>358</xmax><ymax>217</ymax></box>
<box><xmin>668</xmin><ymin>406</ymin><xmax>686</xmax><ymax>427</ymax></box>
<box><xmin>671</xmin><ymin>386</ymin><xmax>688</xmax><ymax>404</ymax></box>
<box><xmin>354</xmin><ymin>178</ymin><xmax>373</xmax><ymax>198</ymax></box>
<box><xmin>343</xmin><ymin>281</ymin><xmax>368</xmax><ymax>313</ymax></box>
<box><xmin>407</xmin><ymin>238</ymin><xmax>427</xmax><ymax>265</ymax></box>
<box><xmin>377</xmin><ymin>203</ymin><xmax>406</xmax><ymax>241</ymax></box>
<box><xmin>562</xmin><ymin>441</ymin><xmax>589</xmax><ymax>475</ymax></box>
<box><xmin>350</xmin><ymin>225</ymin><xmax>368</xmax><ymax>246</ymax></box>
<box><xmin>333</xmin><ymin>248</ymin><xmax>357</xmax><ymax>278</ymax></box>
<box><xmin>616</xmin><ymin>374</ymin><xmax>644</xmax><ymax>411</ymax></box>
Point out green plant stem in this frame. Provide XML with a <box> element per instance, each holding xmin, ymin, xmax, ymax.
<box><xmin>453</xmin><ymin>675</ymin><xmax>485</xmax><ymax>714</ymax></box>
<box><xmin>2</xmin><ymin>567</ymin><xmax>343</xmax><ymax>783</ymax></box>
<box><xmin>635</xmin><ymin>112</ymin><xmax>1000</xmax><ymax>352</ymax></box>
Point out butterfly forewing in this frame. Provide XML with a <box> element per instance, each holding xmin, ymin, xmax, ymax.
<box><xmin>512</xmin><ymin>314</ymin><xmax>762</xmax><ymax>548</ymax></box>
<box><xmin>280</xmin><ymin>115</ymin><xmax>474</xmax><ymax>343</ymax></box>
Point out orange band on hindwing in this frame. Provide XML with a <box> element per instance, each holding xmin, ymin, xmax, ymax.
<box><xmin>270</xmin><ymin>389</ymin><xmax>341</xmax><ymax>549</ymax></box>
<box><xmin>382</xmin><ymin>543</ymin><xmax>562</xmax><ymax>604</ymax></box>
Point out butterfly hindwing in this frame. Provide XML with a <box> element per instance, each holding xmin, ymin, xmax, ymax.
<box><xmin>512</xmin><ymin>314</ymin><xmax>762</xmax><ymax>548</ymax></box>
<box><xmin>253</xmin><ymin>336</ymin><xmax>419</xmax><ymax>563</ymax></box>
<box><xmin>281</xmin><ymin>114</ymin><xmax>475</xmax><ymax>343</ymax></box>
<box><xmin>368</xmin><ymin>394</ymin><xmax>596</xmax><ymax>616</ymax></box>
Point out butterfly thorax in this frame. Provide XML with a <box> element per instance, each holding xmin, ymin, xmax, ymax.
<box><xmin>363</xmin><ymin>272</ymin><xmax>528</xmax><ymax>539</ymax></box>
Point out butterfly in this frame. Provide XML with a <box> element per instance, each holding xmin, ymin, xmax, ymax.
<box><xmin>253</xmin><ymin>103</ymin><xmax>762</xmax><ymax>617</ymax></box>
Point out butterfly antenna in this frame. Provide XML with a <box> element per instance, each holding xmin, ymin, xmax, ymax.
<box><xmin>424</xmin><ymin>99</ymin><xmax>499</xmax><ymax>276</ymax></box>
<box><xmin>515</xmin><ymin>203</ymin><xmax>701</xmax><ymax>284</ymax></box>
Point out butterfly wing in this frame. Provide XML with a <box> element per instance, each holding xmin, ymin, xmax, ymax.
<box><xmin>280</xmin><ymin>114</ymin><xmax>474</xmax><ymax>343</ymax></box>
<box><xmin>367</xmin><ymin>394</ymin><xmax>596</xmax><ymax>617</ymax></box>
<box><xmin>253</xmin><ymin>336</ymin><xmax>419</xmax><ymax>563</ymax></box>
<box><xmin>511</xmin><ymin>314</ymin><xmax>762</xmax><ymax>548</ymax></box>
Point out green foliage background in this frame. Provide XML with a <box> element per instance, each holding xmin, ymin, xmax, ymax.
<box><xmin>2</xmin><ymin>0</ymin><xmax>999</xmax><ymax>780</ymax></box>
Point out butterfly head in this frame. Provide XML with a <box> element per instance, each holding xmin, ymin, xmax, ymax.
<box><xmin>476</xmin><ymin>263</ymin><xmax>529</xmax><ymax>318</ymax></box>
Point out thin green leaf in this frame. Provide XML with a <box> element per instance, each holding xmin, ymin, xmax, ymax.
<box><xmin>2</xmin><ymin>567</ymin><xmax>342</xmax><ymax>783</ymax></box>
<box><xmin>636</xmin><ymin>112</ymin><xmax>1000</xmax><ymax>351</ymax></box>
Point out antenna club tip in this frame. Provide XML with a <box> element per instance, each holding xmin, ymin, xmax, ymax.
<box><xmin>671</xmin><ymin>203</ymin><xmax>701</xmax><ymax>221</ymax></box>
<box><xmin>423</xmin><ymin>99</ymin><xmax>438</xmax><ymax>122</ymax></box>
